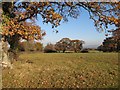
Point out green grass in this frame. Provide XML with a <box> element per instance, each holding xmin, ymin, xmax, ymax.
<box><xmin>2</xmin><ymin>52</ymin><xmax>119</xmax><ymax>88</ymax></box>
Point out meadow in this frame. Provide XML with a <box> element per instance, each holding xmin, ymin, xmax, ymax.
<box><xmin>2</xmin><ymin>52</ymin><xmax>119</xmax><ymax>88</ymax></box>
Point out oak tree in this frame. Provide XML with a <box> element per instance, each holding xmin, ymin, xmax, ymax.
<box><xmin>55</xmin><ymin>38</ymin><xmax>71</xmax><ymax>53</ymax></box>
<box><xmin>55</xmin><ymin>38</ymin><xmax>84</xmax><ymax>53</ymax></box>
<box><xmin>70</xmin><ymin>40</ymin><xmax>84</xmax><ymax>52</ymax></box>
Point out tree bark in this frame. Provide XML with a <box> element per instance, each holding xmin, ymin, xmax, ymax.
<box><xmin>7</xmin><ymin>35</ymin><xmax>20</xmax><ymax>61</ymax></box>
<box><xmin>1</xmin><ymin>38</ymin><xmax>13</xmax><ymax>69</ymax></box>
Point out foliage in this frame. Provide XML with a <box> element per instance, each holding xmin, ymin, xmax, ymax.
<box><xmin>70</xmin><ymin>40</ymin><xmax>84</xmax><ymax>52</ymax></box>
<box><xmin>112</xmin><ymin>27</ymin><xmax>120</xmax><ymax>51</ymax></box>
<box><xmin>97</xmin><ymin>45</ymin><xmax>103</xmax><ymax>51</ymax></box>
<box><xmin>44</xmin><ymin>43</ymin><xmax>56</xmax><ymax>53</ymax></box>
<box><xmin>2</xmin><ymin>2</ymin><xmax>120</xmax><ymax>30</ymax></box>
<box><xmin>35</xmin><ymin>42</ymin><xmax>43</xmax><ymax>51</ymax></box>
<box><xmin>18</xmin><ymin>41</ymin><xmax>43</xmax><ymax>52</ymax></box>
<box><xmin>97</xmin><ymin>28</ymin><xmax>120</xmax><ymax>52</ymax></box>
<box><xmin>55</xmin><ymin>38</ymin><xmax>84</xmax><ymax>53</ymax></box>
<box><xmin>103</xmin><ymin>37</ymin><xmax>116</xmax><ymax>52</ymax></box>
<box><xmin>81</xmin><ymin>49</ymin><xmax>89</xmax><ymax>53</ymax></box>
<box><xmin>55</xmin><ymin>38</ymin><xmax>71</xmax><ymax>53</ymax></box>
<box><xmin>1</xmin><ymin>16</ymin><xmax>45</xmax><ymax>49</ymax></box>
<box><xmin>2</xmin><ymin>17</ymin><xmax>45</xmax><ymax>40</ymax></box>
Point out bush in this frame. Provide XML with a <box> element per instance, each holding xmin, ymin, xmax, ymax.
<box><xmin>44</xmin><ymin>43</ymin><xmax>57</xmax><ymax>53</ymax></box>
<box><xmin>81</xmin><ymin>49</ymin><xmax>89</xmax><ymax>53</ymax></box>
<box><xmin>44</xmin><ymin>49</ymin><xmax>57</xmax><ymax>53</ymax></box>
<box><xmin>35</xmin><ymin>42</ymin><xmax>43</xmax><ymax>51</ymax></box>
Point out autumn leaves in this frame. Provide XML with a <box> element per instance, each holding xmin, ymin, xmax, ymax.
<box><xmin>2</xmin><ymin>15</ymin><xmax>46</xmax><ymax>40</ymax></box>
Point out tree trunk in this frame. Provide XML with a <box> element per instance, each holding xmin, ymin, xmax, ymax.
<box><xmin>1</xmin><ymin>38</ymin><xmax>13</xmax><ymax>69</ymax></box>
<box><xmin>117</xmin><ymin>40</ymin><xmax>120</xmax><ymax>52</ymax></box>
<box><xmin>7</xmin><ymin>34</ymin><xmax>20</xmax><ymax>62</ymax></box>
<box><xmin>63</xmin><ymin>49</ymin><xmax>65</xmax><ymax>53</ymax></box>
<box><xmin>74</xmin><ymin>48</ymin><xmax>77</xmax><ymax>53</ymax></box>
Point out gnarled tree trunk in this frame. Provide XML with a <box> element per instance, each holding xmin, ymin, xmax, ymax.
<box><xmin>1</xmin><ymin>38</ymin><xmax>12</xmax><ymax>69</ymax></box>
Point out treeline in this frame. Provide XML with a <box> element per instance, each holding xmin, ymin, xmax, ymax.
<box><xmin>44</xmin><ymin>38</ymin><xmax>84</xmax><ymax>53</ymax></box>
<box><xmin>18</xmin><ymin>38</ymin><xmax>84</xmax><ymax>53</ymax></box>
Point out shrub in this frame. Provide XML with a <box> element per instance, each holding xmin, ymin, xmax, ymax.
<box><xmin>81</xmin><ymin>49</ymin><xmax>89</xmax><ymax>53</ymax></box>
<box><xmin>35</xmin><ymin>42</ymin><xmax>43</xmax><ymax>51</ymax></box>
<box><xmin>44</xmin><ymin>43</ymin><xmax>57</xmax><ymax>53</ymax></box>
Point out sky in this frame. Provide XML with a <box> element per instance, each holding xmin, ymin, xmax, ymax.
<box><xmin>35</xmin><ymin>8</ymin><xmax>115</xmax><ymax>48</ymax></box>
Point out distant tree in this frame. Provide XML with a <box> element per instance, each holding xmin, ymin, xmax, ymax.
<box><xmin>70</xmin><ymin>40</ymin><xmax>84</xmax><ymax>52</ymax></box>
<box><xmin>35</xmin><ymin>42</ymin><xmax>43</xmax><ymax>51</ymax></box>
<box><xmin>18</xmin><ymin>41</ymin><xmax>35</xmax><ymax>52</ymax></box>
<box><xmin>112</xmin><ymin>28</ymin><xmax>120</xmax><ymax>51</ymax></box>
<box><xmin>102</xmin><ymin>37</ymin><xmax>117</xmax><ymax>52</ymax></box>
<box><xmin>54</xmin><ymin>42</ymin><xmax>62</xmax><ymax>53</ymax></box>
<box><xmin>55</xmin><ymin>38</ymin><xmax>84</xmax><ymax>53</ymax></box>
<box><xmin>26</xmin><ymin>40</ymin><xmax>36</xmax><ymax>51</ymax></box>
<box><xmin>99</xmin><ymin>22</ymin><xmax>120</xmax><ymax>52</ymax></box>
<box><xmin>55</xmin><ymin>38</ymin><xmax>71</xmax><ymax>53</ymax></box>
<box><xmin>18</xmin><ymin>41</ymin><xmax>43</xmax><ymax>52</ymax></box>
<box><xmin>97</xmin><ymin>45</ymin><xmax>103</xmax><ymax>51</ymax></box>
<box><xmin>44</xmin><ymin>43</ymin><xmax>56</xmax><ymax>53</ymax></box>
<box><xmin>81</xmin><ymin>48</ymin><xmax>89</xmax><ymax>53</ymax></box>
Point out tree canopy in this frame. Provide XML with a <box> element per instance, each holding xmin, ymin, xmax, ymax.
<box><xmin>55</xmin><ymin>38</ymin><xmax>84</xmax><ymax>53</ymax></box>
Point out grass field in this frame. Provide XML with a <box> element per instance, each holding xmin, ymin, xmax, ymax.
<box><xmin>2</xmin><ymin>52</ymin><xmax>119</xmax><ymax>88</ymax></box>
